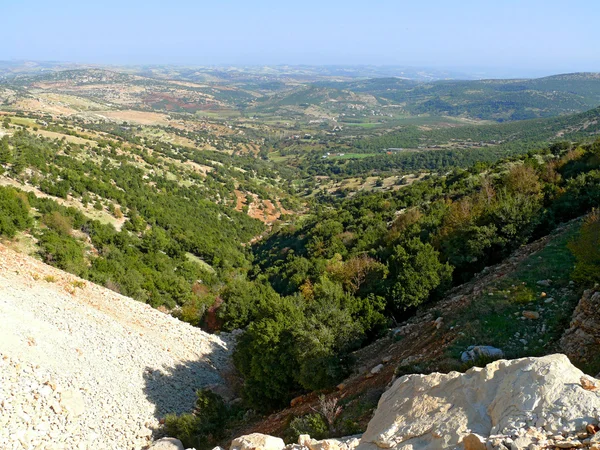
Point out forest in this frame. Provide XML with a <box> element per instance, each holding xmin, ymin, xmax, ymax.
<box><xmin>3</xmin><ymin>128</ymin><xmax>600</xmax><ymax>415</ymax></box>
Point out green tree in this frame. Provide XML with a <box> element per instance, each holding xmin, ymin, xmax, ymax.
<box><xmin>10</xmin><ymin>156</ymin><xmax>25</xmax><ymax>175</ymax></box>
<box><xmin>0</xmin><ymin>137</ymin><xmax>12</xmax><ymax>164</ymax></box>
<box><xmin>217</xmin><ymin>279</ymin><xmax>280</xmax><ymax>331</ymax></box>
<box><xmin>234</xmin><ymin>297</ymin><xmax>304</xmax><ymax>409</ymax></box>
<box><xmin>387</xmin><ymin>238</ymin><xmax>452</xmax><ymax>313</ymax></box>
<box><xmin>0</xmin><ymin>187</ymin><xmax>32</xmax><ymax>237</ymax></box>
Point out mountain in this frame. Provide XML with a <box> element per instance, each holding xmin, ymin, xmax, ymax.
<box><xmin>6</xmin><ymin>66</ymin><xmax>600</xmax><ymax>124</ymax></box>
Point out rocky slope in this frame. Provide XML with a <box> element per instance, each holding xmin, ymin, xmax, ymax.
<box><xmin>0</xmin><ymin>244</ymin><xmax>234</xmax><ymax>450</ymax></box>
<box><xmin>561</xmin><ymin>289</ymin><xmax>600</xmax><ymax>373</ymax></box>
<box><xmin>224</xmin><ymin>355</ymin><xmax>600</xmax><ymax>450</ymax></box>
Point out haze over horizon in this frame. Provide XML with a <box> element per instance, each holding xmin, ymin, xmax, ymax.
<box><xmin>3</xmin><ymin>0</ymin><xmax>600</xmax><ymax>79</ymax></box>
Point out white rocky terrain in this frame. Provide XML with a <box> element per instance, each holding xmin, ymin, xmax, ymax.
<box><xmin>357</xmin><ymin>354</ymin><xmax>600</xmax><ymax>450</ymax></box>
<box><xmin>0</xmin><ymin>244</ymin><xmax>234</xmax><ymax>450</ymax></box>
<box><xmin>228</xmin><ymin>355</ymin><xmax>600</xmax><ymax>450</ymax></box>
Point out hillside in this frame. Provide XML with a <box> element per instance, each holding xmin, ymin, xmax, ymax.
<box><xmin>0</xmin><ymin>243</ymin><xmax>234</xmax><ymax>449</ymax></box>
<box><xmin>313</xmin><ymin>73</ymin><xmax>600</xmax><ymax>121</ymax></box>
<box><xmin>2</xmin><ymin>66</ymin><xmax>600</xmax><ymax>450</ymax></box>
<box><xmin>304</xmin><ymin>104</ymin><xmax>600</xmax><ymax>177</ymax></box>
<box><xmin>229</xmin><ymin>218</ymin><xmax>590</xmax><ymax>440</ymax></box>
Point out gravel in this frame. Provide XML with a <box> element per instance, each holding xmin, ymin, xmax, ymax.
<box><xmin>0</xmin><ymin>245</ymin><xmax>234</xmax><ymax>450</ymax></box>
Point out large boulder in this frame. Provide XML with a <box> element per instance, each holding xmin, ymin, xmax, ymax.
<box><xmin>356</xmin><ymin>354</ymin><xmax>600</xmax><ymax>450</ymax></box>
<box><xmin>231</xmin><ymin>433</ymin><xmax>285</xmax><ymax>450</ymax></box>
<box><xmin>460</xmin><ymin>345</ymin><xmax>503</xmax><ymax>363</ymax></box>
<box><xmin>150</xmin><ymin>438</ymin><xmax>185</xmax><ymax>450</ymax></box>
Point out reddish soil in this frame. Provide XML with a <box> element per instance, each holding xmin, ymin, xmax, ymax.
<box><xmin>234</xmin><ymin>190</ymin><xmax>290</xmax><ymax>225</ymax></box>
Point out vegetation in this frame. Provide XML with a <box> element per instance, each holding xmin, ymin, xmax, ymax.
<box><xmin>3</xmin><ymin>68</ymin><xmax>600</xmax><ymax>440</ymax></box>
<box><xmin>568</xmin><ymin>210</ymin><xmax>600</xmax><ymax>284</ymax></box>
<box><xmin>2</xmin><ymin>122</ymin><xmax>600</xmax><ymax>411</ymax></box>
<box><xmin>315</xmin><ymin>73</ymin><xmax>600</xmax><ymax>121</ymax></box>
<box><xmin>228</xmin><ymin>138</ymin><xmax>600</xmax><ymax>408</ymax></box>
<box><xmin>163</xmin><ymin>390</ymin><xmax>233</xmax><ymax>450</ymax></box>
<box><xmin>302</xmin><ymin>106</ymin><xmax>600</xmax><ymax>177</ymax></box>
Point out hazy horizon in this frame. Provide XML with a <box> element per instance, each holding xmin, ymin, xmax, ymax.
<box><xmin>3</xmin><ymin>0</ymin><xmax>600</xmax><ymax>79</ymax></box>
<box><xmin>3</xmin><ymin>59</ymin><xmax>595</xmax><ymax>80</ymax></box>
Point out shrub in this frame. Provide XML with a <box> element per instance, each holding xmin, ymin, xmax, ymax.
<box><xmin>288</xmin><ymin>413</ymin><xmax>329</xmax><ymax>442</ymax></box>
<box><xmin>388</xmin><ymin>238</ymin><xmax>453</xmax><ymax>313</ymax></box>
<box><xmin>42</xmin><ymin>211</ymin><xmax>73</xmax><ymax>236</ymax></box>
<box><xmin>0</xmin><ymin>187</ymin><xmax>32</xmax><ymax>237</ymax></box>
<box><xmin>163</xmin><ymin>390</ymin><xmax>229</xmax><ymax>450</ymax></box>
<box><xmin>37</xmin><ymin>230</ymin><xmax>86</xmax><ymax>276</ymax></box>
<box><xmin>569</xmin><ymin>210</ymin><xmax>600</xmax><ymax>284</ymax></box>
<box><xmin>217</xmin><ymin>279</ymin><xmax>281</xmax><ymax>331</ymax></box>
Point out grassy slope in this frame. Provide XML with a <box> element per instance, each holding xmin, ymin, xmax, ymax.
<box><xmin>446</xmin><ymin>221</ymin><xmax>580</xmax><ymax>361</ymax></box>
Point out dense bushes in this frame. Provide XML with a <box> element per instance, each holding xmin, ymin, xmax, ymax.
<box><xmin>232</xmin><ymin>277</ymin><xmax>387</xmax><ymax>409</ymax></box>
<box><xmin>229</xmin><ymin>139</ymin><xmax>600</xmax><ymax>409</ymax></box>
<box><xmin>37</xmin><ymin>230</ymin><xmax>86</xmax><ymax>276</ymax></box>
<box><xmin>568</xmin><ymin>210</ymin><xmax>600</xmax><ymax>284</ymax></box>
<box><xmin>0</xmin><ymin>130</ymin><xmax>272</xmax><ymax>308</ymax></box>
<box><xmin>163</xmin><ymin>390</ymin><xmax>231</xmax><ymax>450</ymax></box>
<box><xmin>7</xmin><ymin>130</ymin><xmax>265</xmax><ymax>269</ymax></box>
<box><xmin>0</xmin><ymin>187</ymin><xmax>31</xmax><ymax>237</ymax></box>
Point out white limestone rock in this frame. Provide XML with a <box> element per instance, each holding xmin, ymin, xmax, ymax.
<box><xmin>150</xmin><ymin>437</ymin><xmax>185</xmax><ymax>450</ymax></box>
<box><xmin>231</xmin><ymin>433</ymin><xmax>286</xmax><ymax>450</ymax></box>
<box><xmin>356</xmin><ymin>354</ymin><xmax>600</xmax><ymax>450</ymax></box>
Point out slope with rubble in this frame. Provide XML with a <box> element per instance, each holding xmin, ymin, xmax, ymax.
<box><xmin>0</xmin><ymin>244</ymin><xmax>235</xmax><ymax>450</ymax></box>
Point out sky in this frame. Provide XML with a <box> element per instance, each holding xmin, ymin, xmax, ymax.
<box><xmin>2</xmin><ymin>0</ymin><xmax>600</xmax><ymax>77</ymax></box>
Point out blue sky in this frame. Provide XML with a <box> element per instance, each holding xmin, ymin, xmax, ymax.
<box><xmin>2</xmin><ymin>0</ymin><xmax>600</xmax><ymax>76</ymax></box>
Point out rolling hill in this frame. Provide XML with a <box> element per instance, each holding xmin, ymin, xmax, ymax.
<box><xmin>313</xmin><ymin>73</ymin><xmax>600</xmax><ymax>121</ymax></box>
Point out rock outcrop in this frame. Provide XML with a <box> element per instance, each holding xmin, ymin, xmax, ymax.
<box><xmin>231</xmin><ymin>433</ymin><xmax>286</xmax><ymax>450</ymax></box>
<box><xmin>176</xmin><ymin>354</ymin><xmax>600</xmax><ymax>450</ymax></box>
<box><xmin>356</xmin><ymin>354</ymin><xmax>600</xmax><ymax>450</ymax></box>
<box><xmin>561</xmin><ymin>289</ymin><xmax>600</xmax><ymax>368</ymax></box>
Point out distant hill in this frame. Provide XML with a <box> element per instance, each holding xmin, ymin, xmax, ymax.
<box><xmin>4</xmin><ymin>66</ymin><xmax>600</xmax><ymax>125</ymax></box>
<box><xmin>15</xmin><ymin>68</ymin><xmax>140</xmax><ymax>85</ymax></box>
<box><xmin>307</xmin><ymin>105</ymin><xmax>600</xmax><ymax>175</ymax></box>
<box><xmin>311</xmin><ymin>73</ymin><xmax>600</xmax><ymax>121</ymax></box>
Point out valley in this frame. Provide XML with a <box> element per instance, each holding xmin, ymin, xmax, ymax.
<box><xmin>2</xmin><ymin>62</ymin><xmax>600</xmax><ymax>450</ymax></box>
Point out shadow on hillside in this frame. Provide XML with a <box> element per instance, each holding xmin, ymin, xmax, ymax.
<box><xmin>142</xmin><ymin>340</ymin><xmax>230</xmax><ymax>419</ymax></box>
